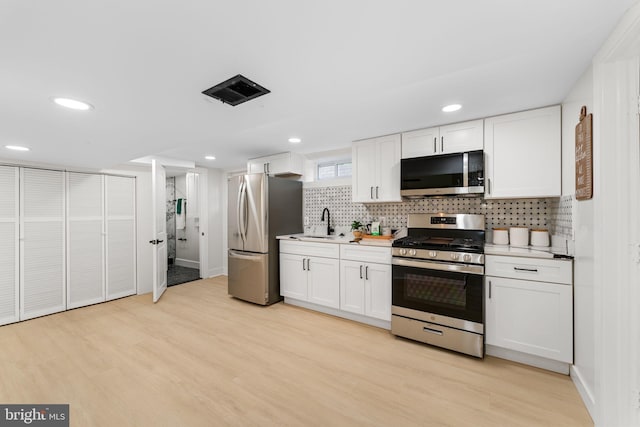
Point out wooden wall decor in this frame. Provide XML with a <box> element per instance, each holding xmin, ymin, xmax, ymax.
<box><xmin>575</xmin><ymin>106</ymin><xmax>593</xmax><ymax>200</ymax></box>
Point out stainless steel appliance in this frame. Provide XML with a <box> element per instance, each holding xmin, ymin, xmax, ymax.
<box><xmin>228</xmin><ymin>174</ymin><xmax>302</xmax><ymax>305</ymax></box>
<box><xmin>391</xmin><ymin>213</ymin><xmax>485</xmax><ymax>357</ymax></box>
<box><xmin>401</xmin><ymin>150</ymin><xmax>484</xmax><ymax>197</ymax></box>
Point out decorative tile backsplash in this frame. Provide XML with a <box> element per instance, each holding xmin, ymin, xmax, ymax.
<box><xmin>303</xmin><ymin>185</ymin><xmax>568</xmax><ymax>234</ymax></box>
<box><xmin>549</xmin><ymin>194</ymin><xmax>574</xmax><ymax>239</ymax></box>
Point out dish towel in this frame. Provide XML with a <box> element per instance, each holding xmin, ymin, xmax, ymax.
<box><xmin>176</xmin><ymin>199</ymin><xmax>186</xmax><ymax>230</ymax></box>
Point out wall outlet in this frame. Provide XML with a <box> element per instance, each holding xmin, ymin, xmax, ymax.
<box><xmin>379</xmin><ymin>216</ymin><xmax>386</xmax><ymax>226</ymax></box>
<box><xmin>304</xmin><ymin>216</ymin><xmax>310</xmax><ymax>225</ymax></box>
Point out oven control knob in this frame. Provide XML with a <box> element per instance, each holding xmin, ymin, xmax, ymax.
<box><xmin>409</xmin><ymin>249</ymin><xmax>417</xmax><ymax>256</ymax></box>
<box><xmin>463</xmin><ymin>254</ymin><xmax>472</xmax><ymax>262</ymax></box>
<box><xmin>429</xmin><ymin>251</ymin><xmax>437</xmax><ymax>258</ymax></box>
<box><xmin>399</xmin><ymin>249</ymin><xmax>407</xmax><ymax>256</ymax></box>
<box><xmin>450</xmin><ymin>253</ymin><xmax>459</xmax><ymax>260</ymax></box>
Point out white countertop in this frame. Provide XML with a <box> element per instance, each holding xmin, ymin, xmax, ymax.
<box><xmin>277</xmin><ymin>233</ymin><xmax>393</xmax><ymax>247</ymax></box>
<box><xmin>484</xmin><ymin>243</ymin><xmax>572</xmax><ymax>259</ymax></box>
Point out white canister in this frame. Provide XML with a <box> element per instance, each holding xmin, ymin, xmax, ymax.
<box><xmin>530</xmin><ymin>229</ymin><xmax>550</xmax><ymax>247</ymax></box>
<box><xmin>492</xmin><ymin>228</ymin><xmax>509</xmax><ymax>245</ymax></box>
<box><xmin>509</xmin><ymin>227</ymin><xmax>529</xmax><ymax>247</ymax></box>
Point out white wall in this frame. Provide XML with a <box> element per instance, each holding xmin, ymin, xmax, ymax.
<box><xmin>561</xmin><ymin>66</ymin><xmax>596</xmax><ymax>415</ymax></box>
<box><xmin>206</xmin><ymin>168</ymin><xmax>224</xmax><ymax>277</ymax></box>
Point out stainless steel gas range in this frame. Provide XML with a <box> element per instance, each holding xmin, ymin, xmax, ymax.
<box><xmin>391</xmin><ymin>213</ymin><xmax>485</xmax><ymax>358</ymax></box>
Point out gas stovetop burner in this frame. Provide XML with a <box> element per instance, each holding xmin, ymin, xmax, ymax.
<box><xmin>393</xmin><ymin>235</ymin><xmax>484</xmax><ymax>252</ymax></box>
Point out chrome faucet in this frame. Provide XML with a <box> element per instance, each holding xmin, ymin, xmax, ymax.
<box><xmin>321</xmin><ymin>208</ymin><xmax>331</xmax><ymax>236</ymax></box>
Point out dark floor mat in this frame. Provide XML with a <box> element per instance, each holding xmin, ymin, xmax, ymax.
<box><xmin>168</xmin><ymin>265</ymin><xmax>201</xmax><ymax>287</ymax></box>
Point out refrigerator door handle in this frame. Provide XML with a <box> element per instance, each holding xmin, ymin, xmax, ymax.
<box><xmin>229</xmin><ymin>249</ymin><xmax>263</xmax><ymax>261</ymax></box>
<box><xmin>238</xmin><ymin>177</ymin><xmax>249</xmax><ymax>244</ymax></box>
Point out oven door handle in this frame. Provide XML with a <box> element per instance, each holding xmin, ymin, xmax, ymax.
<box><xmin>423</xmin><ymin>326</ymin><xmax>444</xmax><ymax>336</ymax></box>
<box><xmin>392</xmin><ymin>257</ymin><xmax>484</xmax><ymax>275</ymax></box>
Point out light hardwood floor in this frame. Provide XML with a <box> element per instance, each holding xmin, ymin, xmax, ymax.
<box><xmin>0</xmin><ymin>277</ymin><xmax>592</xmax><ymax>426</ymax></box>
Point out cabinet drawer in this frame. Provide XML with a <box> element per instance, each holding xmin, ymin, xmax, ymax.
<box><xmin>485</xmin><ymin>255</ymin><xmax>572</xmax><ymax>285</ymax></box>
<box><xmin>279</xmin><ymin>240</ymin><xmax>339</xmax><ymax>258</ymax></box>
<box><xmin>340</xmin><ymin>244</ymin><xmax>391</xmax><ymax>264</ymax></box>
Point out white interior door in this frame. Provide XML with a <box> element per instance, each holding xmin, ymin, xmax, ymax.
<box><xmin>152</xmin><ymin>159</ymin><xmax>167</xmax><ymax>302</ymax></box>
<box><xmin>105</xmin><ymin>175</ymin><xmax>136</xmax><ymax>300</ymax></box>
<box><xmin>20</xmin><ymin>168</ymin><xmax>66</xmax><ymax>320</ymax></box>
<box><xmin>0</xmin><ymin>166</ymin><xmax>19</xmax><ymax>326</ymax></box>
<box><xmin>67</xmin><ymin>172</ymin><xmax>105</xmax><ymax>308</ymax></box>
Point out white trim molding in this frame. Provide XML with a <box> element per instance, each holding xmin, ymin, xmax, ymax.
<box><xmin>590</xmin><ymin>2</ymin><xmax>640</xmax><ymax>424</ymax></box>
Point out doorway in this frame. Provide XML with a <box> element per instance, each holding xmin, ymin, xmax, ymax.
<box><xmin>166</xmin><ymin>172</ymin><xmax>201</xmax><ymax>286</ymax></box>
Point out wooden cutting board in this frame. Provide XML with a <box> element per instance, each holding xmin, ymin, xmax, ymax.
<box><xmin>361</xmin><ymin>235</ymin><xmax>393</xmax><ymax>240</ymax></box>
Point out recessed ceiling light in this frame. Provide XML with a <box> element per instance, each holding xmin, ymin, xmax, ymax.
<box><xmin>288</xmin><ymin>137</ymin><xmax>302</xmax><ymax>143</ymax></box>
<box><xmin>205</xmin><ymin>155</ymin><xmax>216</xmax><ymax>160</ymax></box>
<box><xmin>51</xmin><ymin>97</ymin><xmax>93</xmax><ymax>111</ymax></box>
<box><xmin>442</xmin><ymin>104</ymin><xmax>462</xmax><ymax>112</ymax></box>
<box><xmin>5</xmin><ymin>145</ymin><xmax>30</xmax><ymax>152</ymax></box>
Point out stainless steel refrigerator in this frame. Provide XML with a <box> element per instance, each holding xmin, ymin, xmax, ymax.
<box><xmin>228</xmin><ymin>173</ymin><xmax>302</xmax><ymax>305</ymax></box>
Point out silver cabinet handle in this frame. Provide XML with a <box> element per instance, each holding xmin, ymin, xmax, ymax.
<box><xmin>514</xmin><ymin>267</ymin><xmax>538</xmax><ymax>272</ymax></box>
<box><xmin>433</xmin><ymin>137</ymin><xmax>436</xmax><ymax>153</ymax></box>
<box><xmin>307</xmin><ymin>259</ymin><xmax>310</xmax><ymax>271</ymax></box>
<box><xmin>302</xmin><ymin>258</ymin><xmax>306</xmax><ymax>271</ymax></box>
<box><xmin>264</xmin><ymin>163</ymin><xmax>267</xmax><ymax>174</ymax></box>
<box><xmin>370</xmin><ymin>186</ymin><xmax>374</xmax><ymax>199</ymax></box>
<box><xmin>423</xmin><ymin>327</ymin><xmax>443</xmax><ymax>336</ymax></box>
<box><xmin>441</xmin><ymin>136</ymin><xmax>444</xmax><ymax>152</ymax></box>
<box><xmin>359</xmin><ymin>265</ymin><xmax>363</xmax><ymax>279</ymax></box>
<box><xmin>365</xmin><ymin>265</ymin><xmax>369</xmax><ymax>280</ymax></box>
<box><xmin>375</xmin><ymin>186</ymin><xmax>379</xmax><ymax>199</ymax></box>
<box><xmin>488</xmin><ymin>280</ymin><xmax>492</xmax><ymax>299</ymax></box>
<box><xmin>487</xmin><ymin>178</ymin><xmax>491</xmax><ymax>195</ymax></box>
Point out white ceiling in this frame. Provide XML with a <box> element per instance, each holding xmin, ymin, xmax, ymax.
<box><xmin>0</xmin><ymin>0</ymin><xmax>635</xmax><ymax>171</ymax></box>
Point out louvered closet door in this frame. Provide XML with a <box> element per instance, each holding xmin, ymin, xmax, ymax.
<box><xmin>67</xmin><ymin>173</ymin><xmax>105</xmax><ymax>309</ymax></box>
<box><xmin>0</xmin><ymin>166</ymin><xmax>19</xmax><ymax>326</ymax></box>
<box><xmin>105</xmin><ymin>176</ymin><xmax>136</xmax><ymax>300</ymax></box>
<box><xmin>20</xmin><ymin>168</ymin><xmax>66</xmax><ymax>320</ymax></box>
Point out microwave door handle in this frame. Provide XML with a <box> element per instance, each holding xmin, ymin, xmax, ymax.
<box><xmin>462</xmin><ymin>152</ymin><xmax>469</xmax><ymax>187</ymax></box>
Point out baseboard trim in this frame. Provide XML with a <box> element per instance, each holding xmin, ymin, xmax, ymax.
<box><xmin>206</xmin><ymin>267</ymin><xmax>224</xmax><ymax>278</ymax></box>
<box><xmin>570</xmin><ymin>365</ymin><xmax>596</xmax><ymax>422</ymax></box>
<box><xmin>175</xmin><ymin>258</ymin><xmax>199</xmax><ymax>269</ymax></box>
<box><xmin>485</xmin><ymin>345</ymin><xmax>570</xmax><ymax>374</ymax></box>
<box><xmin>284</xmin><ymin>297</ymin><xmax>391</xmax><ymax>330</ymax></box>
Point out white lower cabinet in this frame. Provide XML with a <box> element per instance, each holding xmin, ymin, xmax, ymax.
<box><xmin>485</xmin><ymin>254</ymin><xmax>573</xmax><ymax>370</ymax></box>
<box><xmin>340</xmin><ymin>260</ymin><xmax>391</xmax><ymax>321</ymax></box>
<box><xmin>280</xmin><ymin>253</ymin><xmax>309</xmax><ymax>300</ymax></box>
<box><xmin>280</xmin><ymin>241</ymin><xmax>340</xmax><ymax>309</ymax></box>
<box><xmin>280</xmin><ymin>240</ymin><xmax>392</xmax><ymax>327</ymax></box>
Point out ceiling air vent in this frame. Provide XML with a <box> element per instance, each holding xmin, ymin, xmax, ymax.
<box><xmin>202</xmin><ymin>74</ymin><xmax>270</xmax><ymax>106</ymax></box>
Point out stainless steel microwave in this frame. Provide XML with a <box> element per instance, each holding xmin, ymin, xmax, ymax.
<box><xmin>400</xmin><ymin>150</ymin><xmax>484</xmax><ymax>197</ymax></box>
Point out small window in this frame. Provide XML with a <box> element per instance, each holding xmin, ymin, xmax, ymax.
<box><xmin>317</xmin><ymin>160</ymin><xmax>352</xmax><ymax>180</ymax></box>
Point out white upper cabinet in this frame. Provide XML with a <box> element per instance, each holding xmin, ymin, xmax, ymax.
<box><xmin>438</xmin><ymin>120</ymin><xmax>484</xmax><ymax>154</ymax></box>
<box><xmin>247</xmin><ymin>152</ymin><xmax>304</xmax><ymax>176</ymax></box>
<box><xmin>352</xmin><ymin>134</ymin><xmax>401</xmax><ymax>203</ymax></box>
<box><xmin>401</xmin><ymin>120</ymin><xmax>483</xmax><ymax>159</ymax></box>
<box><xmin>484</xmin><ymin>105</ymin><xmax>561</xmax><ymax>199</ymax></box>
<box><xmin>401</xmin><ymin>127</ymin><xmax>439</xmax><ymax>158</ymax></box>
